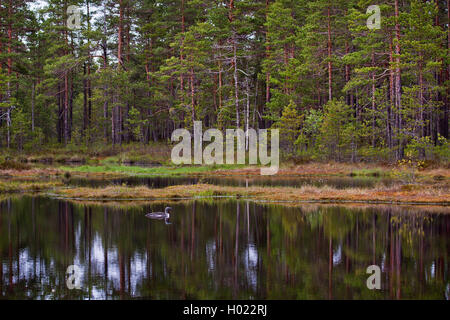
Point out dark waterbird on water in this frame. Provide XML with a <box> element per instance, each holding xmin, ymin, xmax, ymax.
<box><xmin>146</xmin><ymin>207</ymin><xmax>172</xmax><ymax>224</ymax></box>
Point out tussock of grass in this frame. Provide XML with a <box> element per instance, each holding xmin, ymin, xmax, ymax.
<box><xmin>0</xmin><ymin>167</ymin><xmax>62</xmax><ymax>178</ymax></box>
<box><xmin>0</xmin><ymin>160</ymin><xmax>31</xmax><ymax>171</ymax></box>
<box><xmin>55</xmin><ymin>184</ymin><xmax>231</xmax><ymax>199</ymax></box>
<box><xmin>0</xmin><ymin>180</ymin><xmax>63</xmax><ymax>193</ymax></box>
<box><xmin>53</xmin><ymin>183</ymin><xmax>449</xmax><ymax>204</ymax></box>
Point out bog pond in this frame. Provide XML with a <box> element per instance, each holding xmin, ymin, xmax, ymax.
<box><xmin>0</xmin><ymin>196</ymin><xmax>448</xmax><ymax>300</ymax></box>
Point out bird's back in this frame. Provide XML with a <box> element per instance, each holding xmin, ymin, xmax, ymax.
<box><xmin>145</xmin><ymin>212</ymin><xmax>165</xmax><ymax>219</ymax></box>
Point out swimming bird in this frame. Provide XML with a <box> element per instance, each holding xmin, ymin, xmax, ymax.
<box><xmin>145</xmin><ymin>207</ymin><xmax>172</xmax><ymax>220</ymax></box>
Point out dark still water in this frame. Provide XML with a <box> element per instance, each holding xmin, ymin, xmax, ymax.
<box><xmin>0</xmin><ymin>197</ymin><xmax>448</xmax><ymax>300</ymax></box>
<box><xmin>65</xmin><ymin>175</ymin><xmax>397</xmax><ymax>189</ymax></box>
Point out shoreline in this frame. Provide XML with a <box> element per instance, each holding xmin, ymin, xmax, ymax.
<box><xmin>1</xmin><ymin>163</ymin><xmax>448</xmax><ymax>207</ymax></box>
<box><xmin>1</xmin><ymin>162</ymin><xmax>449</xmax><ymax>179</ymax></box>
<box><xmin>49</xmin><ymin>184</ymin><xmax>449</xmax><ymax>206</ymax></box>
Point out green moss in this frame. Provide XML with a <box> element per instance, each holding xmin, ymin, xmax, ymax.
<box><xmin>58</xmin><ymin>164</ymin><xmax>248</xmax><ymax>177</ymax></box>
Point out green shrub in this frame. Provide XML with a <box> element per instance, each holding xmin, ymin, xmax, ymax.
<box><xmin>433</xmin><ymin>134</ymin><xmax>450</xmax><ymax>162</ymax></box>
<box><xmin>404</xmin><ymin>135</ymin><xmax>449</xmax><ymax>163</ymax></box>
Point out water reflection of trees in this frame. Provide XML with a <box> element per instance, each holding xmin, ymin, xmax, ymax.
<box><xmin>0</xmin><ymin>197</ymin><xmax>448</xmax><ymax>300</ymax></box>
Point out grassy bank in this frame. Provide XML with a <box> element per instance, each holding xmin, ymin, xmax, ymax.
<box><xmin>58</xmin><ymin>162</ymin><xmax>450</xmax><ymax>181</ymax></box>
<box><xmin>52</xmin><ymin>183</ymin><xmax>449</xmax><ymax>205</ymax></box>
<box><xmin>58</xmin><ymin>163</ymin><xmax>248</xmax><ymax>177</ymax></box>
<box><xmin>1</xmin><ymin>142</ymin><xmax>448</xmax><ymax>179</ymax></box>
<box><xmin>0</xmin><ymin>158</ymin><xmax>448</xmax><ymax>182</ymax></box>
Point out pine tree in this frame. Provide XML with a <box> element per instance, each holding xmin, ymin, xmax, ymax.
<box><xmin>273</xmin><ymin>100</ymin><xmax>303</xmax><ymax>154</ymax></box>
<box><xmin>0</xmin><ymin>0</ymin><xmax>447</xmax><ymax>160</ymax></box>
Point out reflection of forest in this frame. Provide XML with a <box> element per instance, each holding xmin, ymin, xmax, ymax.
<box><xmin>66</xmin><ymin>175</ymin><xmax>398</xmax><ymax>190</ymax></box>
<box><xmin>0</xmin><ymin>197</ymin><xmax>448</xmax><ymax>300</ymax></box>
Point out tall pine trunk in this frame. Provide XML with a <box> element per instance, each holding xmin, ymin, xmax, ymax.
<box><xmin>114</xmin><ymin>0</ymin><xmax>124</xmax><ymax>145</ymax></box>
<box><xmin>83</xmin><ymin>63</ymin><xmax>88</xmax><ymax>136</ymax></box>
<box><xmin>0</xmin><ymin>0</ymin><xmax>2</xmax><ymax>148</ymax></box>
<box><xmin>443</xmin><ymin>0</ymin><xmax>450</xmax><ymax>138</ymax></box>
<box><xmin>388</xmin><ymin>36</ymin><xmax>394</xmax><ymax>150</ymax></box>
<box><xmin>31</xmin><ymin>81</ymin><xmax>35</xmax><ymax>132</ymax></box>
<box><xmin>394</xmin><ymin>0</ymin><xmax>403</xmax><ymax>159</ymax></box>
<box><xmin>327</xmin><ymin>5</ymin><xmax>333</xmax><ymax>102</ymax></box>
<box><xmin>102</xmin><ymin>2</ymin><xmax>108</xmax><ymax>143</ymax></box>
<box><xmin>233</xmin><ymin>36</ymin><xmax>239</xmax><ymax>128</ymax></box>
<box><xmin>265</xmin><ymin>0</ymin><xmax>271</xmax><ymax>127</ymax></box>
<box><xmin>371</xmin><ymin>50</ymin><xmax>376</xmax><ymax>148</ymax></box>
<box><xmin>87</xmin><ymin>0</ymin><xmax>92</xmax><ymax>140</ymax></box>
<box><xmin>229</xmin><ymin>0</ymin><xmax>240</xmax><ymax>128</ymax></box>
<box><xmin>190</xmin><ymin>67</ymin><xmax>195</xmax><ymax>121</ymax></box>
<box><xmin>180</xmin><ymin>0</ymin><xmax>185</xmax><ymax>113</ymax></box>
<box><xmin>6</xmin><ymin>0</ymin><xmax>12</xmax><ymax>148</ymax></box>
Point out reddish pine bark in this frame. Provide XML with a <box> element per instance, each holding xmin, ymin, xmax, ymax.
<box><xmin>327</xmin><ymin>5</ymin><xmax>333</xmax><ymax>102</ymax></box>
